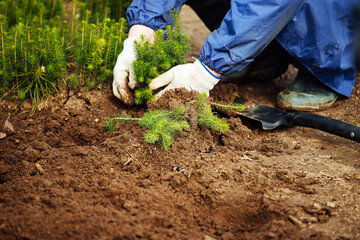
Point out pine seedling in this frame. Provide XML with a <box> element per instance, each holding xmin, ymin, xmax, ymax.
<box><xmin>106</xmin><ymin>106</ymin><xmax>189</xmax><ymax>151</ymax></box>
<box><xmin>211</xmin><ymin>101</ymin><xmax>245</xmax><ymax>112</ymax></box>
<box><xmin>109</xmin><ymin>0</ymin><xmax>132</xmax><ymax>20</ymax></box>
<box><xmin>198</xmin><ymin>105</ymin><xmax>229</xmax><ymax>132</ymax></box>
<box><xmin>79</xmin><ymin>0</ymin><xmax>131</xmax><ymax>23</ymax></box>
<box><xmin>133</xmin><ymin>11</ymin><xmax>190</xmax><ymax>105</ymax></box>
<box><xmin>105</xmin><ymin>113</ymin><xmax>139</xmax><ymax>132</ymax></box>
<box><xmin>140</xmin><ymin>107</ymin><xmax>189</xmax><ymax>151</ymax></box>
<box><xmin>75</xmin><ymin>17</ymin><xmax>127</xmax><ymax>90</ymax></box>
<box><xmin>69</xmin><ymin>0</ymin><xmax>78</xmax><ymax>45</ymax></box>
<box><xmin>143</xmin><ymin>117</ymin><xmax>189</xmax><ymax>151</ymax></box>
<box><xmin>0</xmin><ymin>0</ymin><xmax>64</xmax><ymax>27</ymax></box>
<box><xmin>105</xmin><ymin>92</ymin><xmax>244</xmax><ymax>151</ymax></box>
<box><xmin>0</xmin><ymin>21</ymin><xmax>67</xmax><ymax>107</ymax></box>
<box><xmin>79</xmin><ymin>0</ymin><xmax>110</xmax><ymax>24</ymax></box>
<box><xmin>196</xmin><ymin>92</ymin><xmax>229</xmax><ymax>132</ymax></box>
<box><xmin>0</xmin><ymin>15</ymin><xmax>9</xmax><ymax>96</ymax></box>
<box><xmin>164</xmin><ymin>12</ymin><xmax>191</xmax><ymax>66</ymax></box>
<box><xmin>195</xmin><ymin>91</ymin><xmax>208</xmax><ymax>112</ymax></box>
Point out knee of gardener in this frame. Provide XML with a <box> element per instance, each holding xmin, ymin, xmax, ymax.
<box><xmin>186</xmin><ymin>0</ymin><xmax>231</xmax><ymax>31</ymax></box>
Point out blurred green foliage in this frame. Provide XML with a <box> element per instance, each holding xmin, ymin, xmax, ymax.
<box><xmin>75</xmin><ymin>17</ymin><xmax>128</xmax><ymax>90</ymax></box>
<box><xmin>0</xmin><ymin>0</ymin><xmax>64</xmax><ymax>27</ymax></box>
<box><xmin>0</xmin><ymin>0</ymin><xmax>131</xmax><ymax>108</ymax></box>
<box><xmin>79</xmin><ymin>0</ymin><xmax>132</xmax><ymax>23</ymax></box>
<box><xmin>0</xmin><ymin>16</ymin><xmax>66</xmax><ymax>107</ymax></box>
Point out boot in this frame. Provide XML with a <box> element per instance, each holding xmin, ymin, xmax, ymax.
<box><xmin>277</xmin><ymin>66</ymin><xmax>338</xmax><ymax>111</ymax></box>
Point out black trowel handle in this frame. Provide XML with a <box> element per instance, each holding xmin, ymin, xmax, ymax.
<box><xmin>290</xmin><ymin>112</ymin><xmax>360</xmax><ymax>143</ymax></box>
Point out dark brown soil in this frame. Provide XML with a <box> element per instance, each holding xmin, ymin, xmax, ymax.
<box><xmin>1</xmin><ymin>73</ymin><xmax>359</xmax><ymax>239</ymax></box>
<box><xmin>1</xmin><ymin>5</ymin><xmax>359</xmax><ymax>240</ymax></box>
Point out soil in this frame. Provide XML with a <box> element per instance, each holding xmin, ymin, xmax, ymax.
<box><xmin>1</xmin><ymin>5</ymin><xmax>360</xmax><ymax>240</ymax></box>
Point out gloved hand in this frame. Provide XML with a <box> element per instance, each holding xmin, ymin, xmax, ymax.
<box><xmin>112</xmin><ymin>37</ymin><xmax>138</xmax><ymax>105</ymax></box>
<box><xmin>149</xmin><ymin>59</ymin><xmax>222</xmax><ymax>99</ymax></box>
<box><xmin>113</xmin><ymin>25</ymin><xmax>154</xmax><ymax>105</ymax></box>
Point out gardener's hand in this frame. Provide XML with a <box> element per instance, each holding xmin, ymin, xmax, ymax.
<box><xmin>113</xmin><ymin>25</ymin><xmax>154</xmax><ymax>105</ymax></box>
<box><xmin>149</xmin><ymin>59</ymin><xmax>222</xmax><ymax>99</ymax></box>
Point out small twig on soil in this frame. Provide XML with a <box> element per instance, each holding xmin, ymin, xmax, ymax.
<box><xmin>123</xmin><ymin>158</ymin><xmax>132</xmax><ymax>167</ymax></box>
<box><xmin>112</xmin><ymin>116</ymin><xmax>141</xmax><ymax>121</ymax></box>
<box><xmin>209</xmin><ymin>101</ymin><xmax>245</xmax><ymax>112</ymax></box>
<box><xmin>4</xmin><ymin>113</ymin><xmax>14</xmax><ymax>134</ymax></box>
<box><xmin>35</xmin><ymin>163</ymin><xmax>45</xmax><ymax>175</ymax></box>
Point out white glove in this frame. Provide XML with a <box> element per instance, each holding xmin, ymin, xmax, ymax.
<box><xmin>112</xmin><ymin>37</ymin><xmax>138</xmax><ymax>105</ymax></box>
<box><xmin>113</xmin><ymin>25</ymin><xmax>155</xmax><ymax>105</ymax></box>
<box><xmin>149</xmin><ymin>60</ymin><xmax>221</xmax><ymax>99</ymax></box>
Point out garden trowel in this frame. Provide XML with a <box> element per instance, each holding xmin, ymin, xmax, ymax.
<box><xmin>233</xmin><ymin>97</ymin><xmax>360</xmax><ymax>143</ymax></box>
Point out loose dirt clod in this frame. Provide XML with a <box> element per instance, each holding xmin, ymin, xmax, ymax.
<box><xmin>35</xmin><ymin>163</ymin><xmax>45</xmax><ymax>175</ymax></box>
<box><xmin>0</xmin><ymin>79</ymin><xmax>359</xmax><ymax>239</ymax></box>
<box><xmin>4</xmin><ymin>114</ymin><xmax>14</xmax><ymax>134</ymax></box>
<box><xmin>0</xmin><ymin>132</ymin><xmax>6</xmax><ymax>139</ymax></box>
<box><xmin>0</xmin><ymin>5</ymin><xmax>359</xmax><ymax>239</ymax></box>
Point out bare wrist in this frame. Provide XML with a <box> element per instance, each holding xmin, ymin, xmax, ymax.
<box><xmin>204</xmin><ymin>64</ymin><xmax>222</xmax><ymax>78</ymax></box>
<box><xmin>128</xmin><ymin>25</ymin><xmax>155</xmax><ymax>42</ymax></box>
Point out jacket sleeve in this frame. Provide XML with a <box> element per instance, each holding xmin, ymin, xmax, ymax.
<box><xmin>126</xmin><ymin>0</ymin><xmax>187</xmax><ymax>30</ymax></box>
<box><xmin>200</xmin><ymin>0</ymin><xmax>306</xmax><ymax>77</ymax></box>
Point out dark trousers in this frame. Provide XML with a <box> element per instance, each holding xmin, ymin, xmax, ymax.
<box><xmin>186</xmin><ymin>0</ymin><xmax>231</xmax><ymax>31</ymax></box>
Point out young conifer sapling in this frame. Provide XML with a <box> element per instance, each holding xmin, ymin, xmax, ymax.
<box><xmin>105</xmin><ymin>92</ymin><xmax>244</xmax><ymax>151</ymax></box>
<box><xmin>132</xmin><ymin>12</ymin><xmax>190</xmax><ymax>104</ymax></box>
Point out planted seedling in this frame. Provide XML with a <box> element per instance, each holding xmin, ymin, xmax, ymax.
<box><xmin>132</xmin><ymin>12</ymin><xmax>191</xmax><ymax>104</ymax></box>
<box><xmin>106</xmin><ymin>106</ymin><xmax>189</xmax><ymax>151</ymax></box>
<box><xmin>105</xmin><ymin>92</ymin><xmax>244</xmax><ymax>151</ymax></box>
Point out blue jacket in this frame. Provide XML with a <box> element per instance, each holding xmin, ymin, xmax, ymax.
<box><xmin>127</xmin><ymin>0</ymin><xmax>358</xmax><ymax>97</ymax></box>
